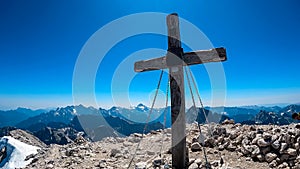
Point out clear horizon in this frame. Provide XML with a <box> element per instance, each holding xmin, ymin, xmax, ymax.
<box><xmin>0</xmin><ymin>99</ymin><xmax>298</xmax><ymax>111</ymax></box>
<box><xmin>0</xmin><ymin>1</ymin><xmax>299</xmax><ymax>110</ymax></box>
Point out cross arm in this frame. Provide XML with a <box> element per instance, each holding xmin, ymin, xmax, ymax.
<box><xmin>134</xmin><ymin>47</ymin><xmax>227</xmax><ymax>72</ymax></box>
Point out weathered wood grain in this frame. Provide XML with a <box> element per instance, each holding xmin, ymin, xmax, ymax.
<box><xmin>134</xmin><ymin>47</ymin><xmax>227</xmax><ymax>72</ymax></box>
<box><xmin>167</xmin><ymin>13</ymin><xmax>188</xmax><ymax>169</ymax></box>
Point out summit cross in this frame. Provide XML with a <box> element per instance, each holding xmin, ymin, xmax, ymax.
<box><xmin>134</xmin><ymin>13</ymin><xmax>227</xmax><ymax>169</ymax></box>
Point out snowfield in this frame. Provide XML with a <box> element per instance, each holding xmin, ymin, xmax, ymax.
<box><xmin>0</xmin><ymin>136</ymin><xmax>40</xmax><ymax>169</ymax></box>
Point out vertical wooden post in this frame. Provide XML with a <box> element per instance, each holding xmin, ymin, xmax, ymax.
<box><xmin>167</xmin><ymin>13</ymin><xmax>187</xmax><ymax>169</ymax></box>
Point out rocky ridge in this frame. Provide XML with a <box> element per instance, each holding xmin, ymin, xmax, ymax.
<box><xmin>0</xmin><ymin>122</ymin><xmax>299</xmax><ymax>168</ymax></box>
<box><xmin>19</xmin><ymin>122</ymin><xmax>300</xmax><ymax>169</ymax></box>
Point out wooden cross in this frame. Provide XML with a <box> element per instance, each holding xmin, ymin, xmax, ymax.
<box><xmin>134</xmin><ymin>13</ymin><xmax>227</xmax><ymax>169</ymax></box>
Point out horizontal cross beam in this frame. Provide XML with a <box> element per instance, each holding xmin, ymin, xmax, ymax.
<box><xmin>134</xmin><ymin>47</ymin><xmax>227</xmax><ymax>72</ymax></box>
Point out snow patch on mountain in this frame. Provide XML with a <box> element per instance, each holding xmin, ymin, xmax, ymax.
<box><xmin>135</xmin><ymin>103</ymin><xmax>149</xmax><ymax>112</ymax></box>
<box><xmin>0</xmin><ymin>136</ymin><xmax>40</xmax><ymax>169</ymax></box>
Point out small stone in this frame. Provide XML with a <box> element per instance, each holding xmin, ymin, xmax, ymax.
<box><xmin>135</xmin><ymin>162</ymin><xmax>147</xmax><ymax>169</ymax></box>
<box><xmin>226</xmin><ymin>144</ymin><xmax>236</xmax><ymax>151</ymax></box>
<box><xmin>192</xmin><ymin>137</ymin><xmax>198</xmax><ymax>143</ymax></box>
<box><xmin>123</xmin><ymin>141</ymin><xmax>133</xmax><ymax>147</ymax></box>
<box><xmin>250</xmin><ymin>126</ymin><xmax>256</xmax><ymax>131</ymax></box>
<box><xmin>99</xmin><ymin>162</ymin><xmax>107</xmax><ymax>168</ymax></box>
<box><xmin>286</xmin><ymin>148</ymin><xmax>297</xmax><ymax>156</ymax></box>
<box><xmin>188</xmin><ymin>158</ymin><xmax>195</xmax><ymax>166</ymax></box>
<box><xmin>241</xmin><ymin>145</ymin><xmax>251</xmax><ymax>155</ymax></box>
<box><xmin>261</xmin><ymin>146</ymin><xmax>271</xmax><ymax>155</ymax></box>
<box><xmin>257</xmin><ymin>128</ymin><xmax>264</xmax><ymax>134</ymax></box>
<box><xmin>216</xmin><ymin>136</ymin><xmax>224</xmax><ymax>144</ymax></box>
<box><xmin>271</xmin><ymin>135</ymin><xmax>278</xmax><ymax>142</ymax></box>
<box><xmin>251</xmin><ymin>145</ymin><xmax>260</xmax><ymax>157</ymax></box>
<box><xmin>269</xmin><ymin>160</ymin><xmax>277</xmax><ymax>168</ymax></box>
<box><xmin>46</xmin><ymin>164</ymin><xmax>54</xmax><ymax>169</ymax></box>
<box><xmin>263</xmin><ymin>132</ymin><xmax>272</xmax><ymax>140</ymax></box>
<box><xmin>288</xmin><ymin>160</ymin><xmax>295</xmax><ymax>167</ymax></box>
<box><xmin>242</xmin><ymin>138</ymin><xmax>250</xmax><ymax>145</ymax></box>
<box><xmin>110</xmin><ymin>149</ymin><xmax>121</xmax><ymax>157</ymax></box>
<box><xmin>257</xmin><ymin>138</ymin><xmax>270</xmax><ymax>147</ymax></box>
<box><xmin>195</xmin><ymin>158</ymin><xmax>202</xmax><ymax>165</ymax></box>
<box><xmin>153</xmin><ymin>158</ymin><xmax>164</xmax><ymax>167</ymax></box>
<box><xmin>128</xmin><ymin>137</ymin><xmax>140</xmax><ymax>143</ymax></box>
<box><xmin>222</xmin><ymin>119</ymin><xmax>235</xmax><ymax>125</ymax></box>
<box><xmin>280</xmin><ymin>154</ymin><xmax>289</xmax><ymax>161</ymax></box>
<box><xmin>256</xmin><ymin>154</ymin><xmax>264</xmax><ymax>162</ymax></box>
<box><xmin>278</xmin><ymin>162</ymin><xmax>289</xmax><ymax>169</ymax></box>
<box><xmin>251</xmin><ymin>137</ymin><xmax>259</xmax><ymax>145</ymax></box>
<box><xmin>229</xmin><ymin>131</ymin><xmax>239</xmax><ymax>140</ymax></box>
<box><xmin>223</xmin><ymin>141</ymin><xmax>230</xmax><ymax>149</ymax></box>
<box><xmin>218</xmin><ymin>145</ymin><xmax>224</xmax><ymax>151</ymax></box>
<box><xmin>204</xmin><ymin>137</ymin><xmax>215</xmax><ymax>147</ymax></box>
<box><xmin>211</xmin><ymin>160</ymin><xmax>219</xmax><ymax>167</ymax></box>
<box><xmin>213</xmin><ymin>127</ymin><xmax>227</xmax><ymax>136</ymax></box>
<box><xmin>115</xmin><ymin>153</ymin><xmax>123</xmax><ymax>158</ymax></box>
<box><xmin>265</xmin><ymin>153</ymin><xmax>277</xmax><ymax>162</ymax></box>
<box><xmin>188</xmin><ymin>163</ymin><xmax>198</xmax><ymax>169</ymax></box>
<box><xmin>271</xmin><ymin>140</ymin><xmax>280</xmax><ymax>149</ymax></box>
<box><xmin>191</xmin><ymin>142</ymin><xmax>202</xmax><ymax>152</ymax></box>
<box><xmin>280</xmin><ymin>143</ymin><xmax>288</xmax><ymax>153</ymax></box>
<box><xmin>146</xmin><ymin>150</ymin><xmax>155</xmax><ymax>156</ymax></box>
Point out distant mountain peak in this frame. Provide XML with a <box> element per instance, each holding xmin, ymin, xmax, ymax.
<box><xmin>135</xmin><ymin>103</ymin><xmax>149</xmax><ymax>112</ymax></box>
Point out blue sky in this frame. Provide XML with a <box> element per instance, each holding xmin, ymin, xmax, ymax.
<box><xmin>0</xmin><ymin>0</ymin><xmax>299</xmax><ymax>109</ymax></box>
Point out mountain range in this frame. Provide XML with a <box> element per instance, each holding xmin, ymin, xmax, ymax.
<box><xmin>0</xmin><ymin>103</ymin><xmax>299</xmax><ymax>145</ymax></box>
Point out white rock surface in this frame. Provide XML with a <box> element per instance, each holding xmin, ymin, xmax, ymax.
<box><xmin>0</xmin><ymin>136</ymin><xmax>40</xmax><ymax>169</ymax></box>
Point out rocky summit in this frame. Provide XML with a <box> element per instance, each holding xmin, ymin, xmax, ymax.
<box><xmin>2</xmin><ymin>122</ymin><xmax>300</xmax><ymax>168</ymax></box>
